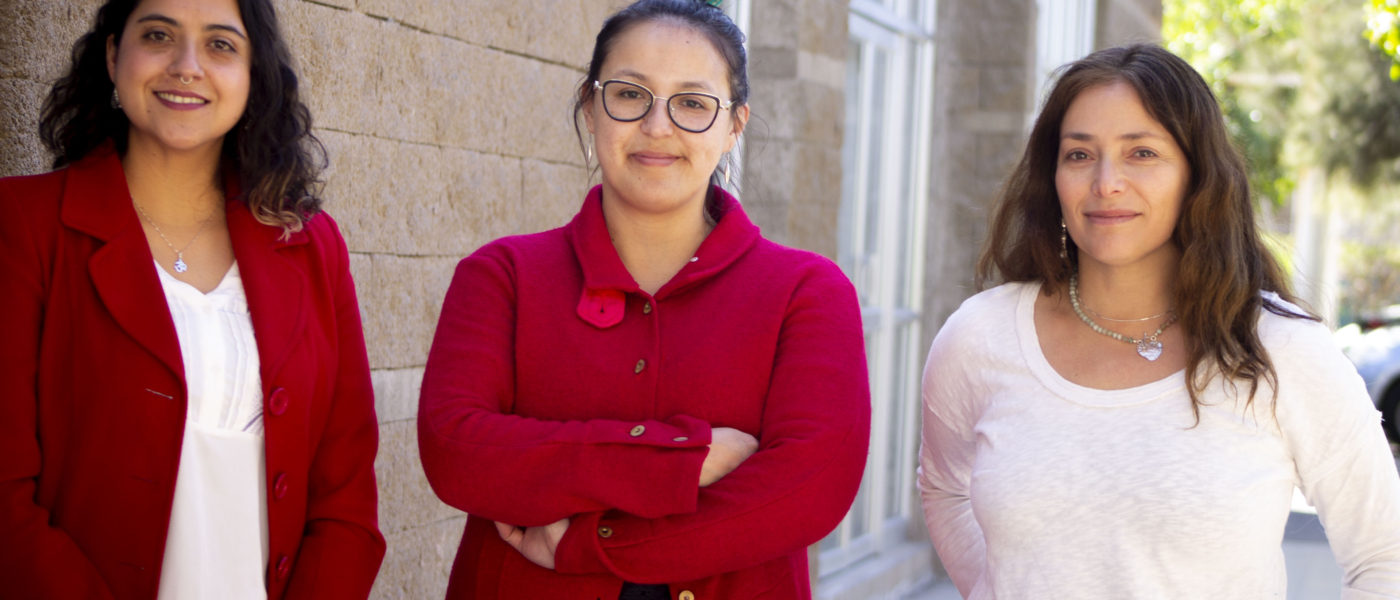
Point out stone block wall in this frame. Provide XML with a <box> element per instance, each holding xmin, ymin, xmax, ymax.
<box><xmin>0</xmin><ymin>0</ymin><xmax>848</xmax><ymax>596</ymax></box>
<box><xmin>922</xmin><ymin>0</ymin><xmax>1039</xmax><ymax>337</ymax></box>
<box><xmin>742</xmin><ymin>0</ymin><xmax>848</xmax><ymax>256</ymax></box>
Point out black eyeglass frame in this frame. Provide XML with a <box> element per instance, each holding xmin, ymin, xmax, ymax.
<box><xmin>592</xmin><ymin>79</ymin><xmax>737</xmax><ymax>134</ymax></box>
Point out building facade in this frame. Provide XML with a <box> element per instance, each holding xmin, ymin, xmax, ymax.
<box><xmin>0</xmin><ymin>0</ymin><xmax>1157</xmax><ymax>597</ymax></box>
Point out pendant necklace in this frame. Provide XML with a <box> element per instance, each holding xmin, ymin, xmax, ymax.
<box><xmin>134</xmin><ymin>202</ymin><xmax>216</xmax><ymax>274</ymax></box>
<box><xmin>1068</xmin><ymin>273</ymin><xmax>1177</xmax><ymax>361</ymax></box>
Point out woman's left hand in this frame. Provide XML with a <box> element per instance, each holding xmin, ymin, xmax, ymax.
<box><xmin>495</xmin><ymin>517</ymin><xmax>570</xmax><ymax>569</ymax></box>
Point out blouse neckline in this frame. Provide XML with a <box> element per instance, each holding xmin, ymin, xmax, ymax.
<box><xmin>1016</xmin><ymin>280</ymin><xmax>1187</xmax><ymax>407</ymax></box>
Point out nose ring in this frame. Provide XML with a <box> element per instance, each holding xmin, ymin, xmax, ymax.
<box><xmin>179</xmin><ymin>76</ymin><xmax>192</xmax><ymax>86</ymax></box>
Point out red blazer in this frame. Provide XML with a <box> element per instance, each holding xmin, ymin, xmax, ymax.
<box><xmin>0</xmin><ymin>146</ymin><xmax>385</xmax><ymax>599</ymax></box>
<box><xmin>419</xmin><ymin>187</ymin><xmax>871</xmax><ymax>599</ymax></box>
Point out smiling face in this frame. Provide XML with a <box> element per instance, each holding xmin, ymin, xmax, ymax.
<box><xmin>107</xmin><ymin>0</ymin><xmax>250</xmax><ymax>156</ymax></box>
<box><xmin>1056</xmin><ymin>81</ymin><xmax>1190</xmax><ymax>275</ymax></box>
<box><xmin>583</xmin><ymin>19</ymin><xmax>748</xmax><ymax>218</ymax></box>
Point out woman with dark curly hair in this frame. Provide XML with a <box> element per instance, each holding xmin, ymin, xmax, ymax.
<box><xmin>0</xmin><ymin>0</ymin><xmax>385</xmax><ymax>598</ymax></box>
<box><xmin>918</xmin><ymin>44</ymin><xmax>1400</xmax><ymax>598</ymax></box>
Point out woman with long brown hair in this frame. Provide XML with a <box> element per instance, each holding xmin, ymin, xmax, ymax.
<box><xmin>918</xmin><ymin>44</ymin><xmax>1400</xmax><ymax>598</ymax></box>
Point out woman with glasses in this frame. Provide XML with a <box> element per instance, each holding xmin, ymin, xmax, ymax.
<box><xmin>418</xmin><ymin>1</ymin><xmax>870</xmax><ymax>598</ymax></box>
<box><xmin>0</xmin><ymin>0</ymin><xmax>384</xmax><ymax>597</ymax></box>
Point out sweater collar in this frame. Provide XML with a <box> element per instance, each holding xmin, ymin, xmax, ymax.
<box><xmin>565</xmin><ymin>184</ymin><xmax>760</xmax><ymax>300</ymax></box>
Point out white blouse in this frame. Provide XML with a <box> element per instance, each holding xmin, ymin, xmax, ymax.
<box><xmin>153</xmin><ymin>261</ymin><xmax>269</xmax><ymax>600</ymax></box>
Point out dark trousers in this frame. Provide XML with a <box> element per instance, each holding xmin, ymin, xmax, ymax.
<box><xmin>618</xmin><ymin>581</ymin><xmax>670</xmax><ymax>600</ymax></box>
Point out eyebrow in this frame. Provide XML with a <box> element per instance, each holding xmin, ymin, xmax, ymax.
<box><xmin>136</xmin><ymin>14</ymin><xmax>248</xmax><ymax>39</ymax></box>
<box><xmin>610</xmin><ymin>69</ymin><xmax>718</xmax><ymax>94</ymax></box>
<box><xmin>1061</xmin><ymin>131</ymin><xmax>1164</xmax><ymax>142</ymax></box>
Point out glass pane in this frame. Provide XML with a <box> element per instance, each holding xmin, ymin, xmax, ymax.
<box><xmin>819</xmin><ymin>518</ymin><xmax>844</xmax><ymax>552</ymax></box>
<box><xmin>862</xmin><ymin>46</ymin><xmax>889</xmax><ymax>294</ymax></box>
<box><xmin>885</xmin><ymin>324</ymin><xmax>916</xmax><ymax>518</ymax></box>
<box><xmin>838</xmin><ymin>40</ymin><xmax>863</xmax><ymax>285</ymax></box>
<box><xmin>849</xmin><ymin>459</ymin><xmax>872</xmax><ymax>539</ymax></box>
<box><xmin>894</xmin><ymin>42</ymin><xmax>915</xmax><ymax>308</ymax></box>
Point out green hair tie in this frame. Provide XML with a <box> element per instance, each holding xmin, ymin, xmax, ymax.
<box><xmin>704</xmin><ymin>0</ymin><xmax>722</xmax><ymax>7</ymax></box>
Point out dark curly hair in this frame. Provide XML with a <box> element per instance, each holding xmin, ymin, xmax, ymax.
<box><xmin>39</xmin><ymin>0</ymin><xmax>326</xmax><ymax>233</ymax></box>
<box><xmin>978</xmin><ymin>44</ymin><xmax>1315</xmax><ymax>419</ymax></box>
<box><xmin>571</xmin><ymin>0</ymin><xmax>748</xmax><ymax>213</ymax></box>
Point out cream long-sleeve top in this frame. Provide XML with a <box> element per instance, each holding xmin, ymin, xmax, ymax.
<box><xmin>918</xmin><ymin>281</ymin><xmax>1400</xmax><ymax>600</ymax></box>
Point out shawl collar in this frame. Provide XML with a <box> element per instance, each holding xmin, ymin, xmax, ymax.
<box><xmin>57</xmin><ymin>145</ymin><xmax>310</xmax><ymax>388</ymax></box>
<box><xmin>564</xmin><ymin>184</ymin><xmax>761</xmax><ymax>325</ymax></box>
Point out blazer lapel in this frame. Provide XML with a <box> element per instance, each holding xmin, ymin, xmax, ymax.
<box><xmin>227</xmin><ymin>202</ymin><xmax>308</xmax><ymax>389</ymax></box>
<box><xmin>62</xmin><ymin>148</ymin><xmax>185</xmax><ymax>382</ymax></box>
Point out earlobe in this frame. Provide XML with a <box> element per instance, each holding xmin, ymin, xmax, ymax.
<box><xmin>581</xmin><ymin>89</ymin><xmax>597</xmax><ymax>135</ymax></box>
<box><xmin>725</xmin><ymin>104</ymin><xmax>750</xmax><ymax>151</ymax></box>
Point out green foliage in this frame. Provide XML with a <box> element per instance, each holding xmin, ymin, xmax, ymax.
<box><xmin>1164</xmin><ymin>0</ymin><xmax>1400</xmax><ymax>197</ymax></box>
<box><xmin>1366</xmin><ymin>0</ymin><xmax>1400</xmax><ymax>79</ymax></box>
<box><xmin>1164</xmin><ymin>0</ymin><xmax>1303</xmax><ymax>205</ymax></box>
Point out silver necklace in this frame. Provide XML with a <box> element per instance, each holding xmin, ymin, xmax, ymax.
<box><xmin>134</xmin><ymin>202</ymin><xmax>215</xmax><ymax>274</ymax></box>
<box><xmin>1068</xmin><ymin>274</ymin><xmax>1177</xmax><ymax>361</ymax></box>
<box><xmin>1084</xmin><ymin>305</ymin><xmax>1171</xmax><ymax>323</ymax></box>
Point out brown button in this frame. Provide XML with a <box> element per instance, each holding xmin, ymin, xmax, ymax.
<box><xmin>598</xmin><ymin>526</ymin><xmax>613</xmax><ymax>538</ymax></box>
<box><xmin>275</xmin><ymin>554</ymin><xmax>292</xmax><ymax>579</ymax></box>
<box><xmin>268</xmin><ymin>387</ymin><xmax>289</xmax><ymax>417</ymax></box>
<box><xmin>634</xmin><ymin>359</ymin><xmax>646</xmax><ymax>374</ymax></box>
<box><xmin>673</xmin><ymin>436</ymin><xmax>688</xmax><ymax>442</ymax></box>
<box><xmin>629</xmin><ymin>425</ymin><xmax>646</xmax><ymax>437</ymax></box>
<box><xmin>273</xmin><ymin>472</ymin><xmax>289</xmax><ymax>500</ymax></box>
<box><xmin>643</xmin><ymin>302</ymin><xmax>652</xmax><ymax>314</ymax></box>
<box><xmin>679</xmin><ymin>591</ymin><xmax>695</xmax><ymax>600</ymax></box>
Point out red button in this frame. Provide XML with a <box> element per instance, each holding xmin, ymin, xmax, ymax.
<box><xmin>273</xmin><ymin>473</ymin><xmax>289</xmax><ymax>500</ymax></box>
<box><xmin>275</xmin><ymin>554</ymin><xmax>291</xmax><ymax>579</ymax></box>
<box><xmin>268</xmin><ymin>387</ymin><xmax>289</xmax><ymax>416</ymax></box>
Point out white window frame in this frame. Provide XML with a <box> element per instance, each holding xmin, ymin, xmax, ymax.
<box><xmin>722</xmin><ymin>0</ymin><xmax>751</xmax><ymax>198</ymax></box>
<box><xmin>1034</xmin><ymin>0</ymin><xmax>1096</xmax><ymax>114</ymax></box>
<box><xmin>820</xmin><ymin>0</ymin><xmax>935</xmax><ymax>578</ymax></box>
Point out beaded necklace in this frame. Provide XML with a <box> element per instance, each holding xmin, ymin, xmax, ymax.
<box><xmin>1068</xmin><ymin>274</ymin><xmax>1177</xmax><ymax>361</ymax></box>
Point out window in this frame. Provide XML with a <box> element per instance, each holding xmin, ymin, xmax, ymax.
<box><xmin>821</xmin><ymin>0</ymin><xmax>935</xmax><ymax>577</ymax></box>
<box><xmin>1034</xmin><ymin>0</ymin><xmax>1096</xmax><ymax>108</ymax></box>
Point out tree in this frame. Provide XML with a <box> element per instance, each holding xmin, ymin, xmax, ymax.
<box><xmin>1164</xmin><ymin>0</ymin><xmax>1303</xmax><ymax>204</ymax></box>
<box><xmin>1366</xmin><ymin>0</ymin><xmax>1400</xmax><ymax>79</ymax></box>
<box><xmin>1165</xmin><ymin>0</ymin><xmax>1400</xmax><ymax>195</ymax></box>
<box><xmin>1166</xmin><ymin>0</ymin><xmax>1400</xmax><ymax>321</ymax></box>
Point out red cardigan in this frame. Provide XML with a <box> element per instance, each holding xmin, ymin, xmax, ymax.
<box><xmin>419</xmin><ymin>186</ymin><xmax>871</xmax><ymax>599</ymax></box>
<box><xmin>0</xmin><ymin>147</ymin><xmax>385</xmax><ymax>599</ymax></box>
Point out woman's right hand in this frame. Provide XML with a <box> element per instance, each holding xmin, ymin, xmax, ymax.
<box><xmin>699</xmin><ymin>427</ymin><xmax>758</xmax><ymax>487</ymax></box>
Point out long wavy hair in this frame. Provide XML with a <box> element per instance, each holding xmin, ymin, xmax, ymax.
<box><xmin>39</xmin><ymin>0</ymin><xmax>325</xmax><ymax>233</ymax></box>
<box><xmin>977</xmin><ymin>44</ymin><xmax>1314</xmax><ymax>417</ymax></box>
<box><xmin>571</xmin><ymin>0</ymin><xmax>749</xmax><ymax>215</ymax></box>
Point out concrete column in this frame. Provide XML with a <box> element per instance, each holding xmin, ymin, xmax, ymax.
<box><xmin>743</xmin><ymin>0</ymin><xmax>849</xmax><ymax>258</ymax></box>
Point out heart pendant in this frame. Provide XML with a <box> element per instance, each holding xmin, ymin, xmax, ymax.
<box><xmin>1136</xmin><ymin>339</ymin><xmax>1163</xmax><ymax>361</ymax></box>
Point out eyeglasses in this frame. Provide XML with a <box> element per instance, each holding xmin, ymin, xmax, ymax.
<box><xmin>593</xmin><ymin>79</ymin><xmax>735</xmax><ymax>133</ymax></box>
